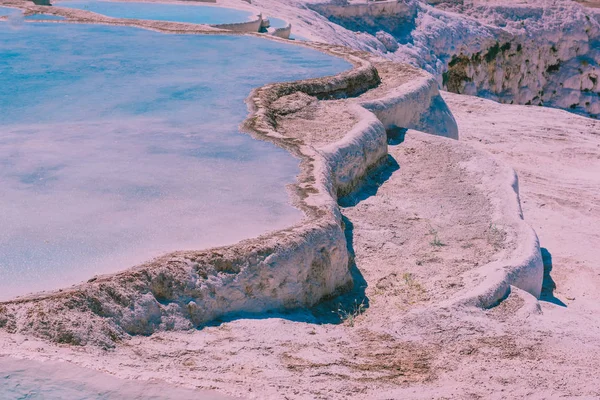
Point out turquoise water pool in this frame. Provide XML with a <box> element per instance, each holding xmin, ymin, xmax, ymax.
<box><xmin>0</xmin><ymin>358</ymin><xmax>232</xmax><ymax>399</ymax></box>
<box><xmin>0</xmin><ymin>22</ymin><xmax>350</xmax><ymax>300</ymax></box>
<box><xmin>0</xmin><ymin>6</ymin><xmax>19</xmax><ymax>17</ymax></box>
<box><xmin>56</xmin><ymin>0</ymin><xmax>254</xmax><ymax>24</ymax></box>
<box><xmin>269</xmin><ymin>16</ymin><xmax>287</xmax><ymax>28</ymax></box>
<box><xmin>265</xmin><ymin>17</ymin><xmax>306</xmax><ymax>40</ymax></box>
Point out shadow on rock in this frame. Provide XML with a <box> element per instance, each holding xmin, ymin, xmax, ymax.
<box><xmin>539</xmin><ymin>247</ymin><xmax>566</xmax><ymax>307</ymax></box>
<box><xmin>387</xmin><ymin>125</ymin><xmax>408</xmax><ymax>145</ymax></box>
<box><xmin>338</xmin><ymin>154</ymin><xmax>400</xmax><ymax>207</ymax></box>
<box><xmin>307</xmin><ymin>215</ymin><xmax>369</xmax><ymax>324</ymax></box>
<box><xmin>201</xmin><ymin>216</ymin><xmax>370</xmax><ymax>327</ymax></box>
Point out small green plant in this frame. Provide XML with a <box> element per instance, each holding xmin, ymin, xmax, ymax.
<box><xmin>427</xmin><ymin>225</ymin><xmax>445</xmax><ymax>247</ymax></box>
<box><xmin>402</xmin><ymin>272</ymin><xmax>415</xmax><ymax>286</ymax></box>
<box><xmin>430</xmin><ymin>234</ymin><xmax>445</xmax><ymax>247</ymax></box>
<box><xmin>485</xmin><ymin>41</ymin><xmax>501</xmax><ymax>62</ymax></box>
<box><xmin>335</xmin><ymin>299</ymin><xmax>366</xmax><ymax>327</ymax></box>
<box><xmin>401</xmin><ymin>272</ymin><xmax>425</xmax><ymax>297</ymax></box>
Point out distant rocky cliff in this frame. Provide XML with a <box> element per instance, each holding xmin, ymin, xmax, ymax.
<box><xmin>311</xmin><ymin>0</ymin><xmax>600</xmax><ymax>118</ymax></box>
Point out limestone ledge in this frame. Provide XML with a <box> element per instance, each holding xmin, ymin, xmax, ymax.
<box><xmin>440</xmin><ymin>133</ymin><xmax>544</xmax><ymax>309</ymax></box>
<box><xmin>270</xmin><ymin>22</ymin><xmax>291</xmax><ymax>39</ymax></box>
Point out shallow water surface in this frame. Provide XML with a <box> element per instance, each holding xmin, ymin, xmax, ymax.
<box><xmin>0</xmin><ymin>23</ymin><xmax>350</xmax><ymax>300</ymax></box>
<box><xmin>268</xmin><ymin>16</ymin><xmax>288</xmax><ymax>28</ymax></box>
<box><xmin>0</xmin><ymin>6</ymin><xmax>19</xmax><ymax>17</ymax></box>
<box><xmin>0</xmin><ymin>358</ymin><xmax>234</xmax><ymax>399</ymax></box>
<box><xmin>56</xmin><ymin>0</ymin><xmax>254</xmax><ymax>24</ymax></box>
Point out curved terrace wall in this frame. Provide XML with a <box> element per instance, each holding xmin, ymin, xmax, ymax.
<box><xmin>441</xmin><ymin>135</ymin><xmax>544</xmax><ymax>309</ymax></box>
<box><xmin>360</xmin><ymin>75</ymin><xmax>458</xmax><ymax>139</ymax></box>
<box><xmin>270</xmin><ymin>23</ymin><xmax>291</xmax><ymax>39</ymax></box>
<box><xmin>0</xmin><ymin>12</ymin><xmax>543</xmax><ymax>347</ymax></box>
<box><xmin>210</xmin><ymin>13</ymin><xmax>261</xmax><ymax>32</ymax></box>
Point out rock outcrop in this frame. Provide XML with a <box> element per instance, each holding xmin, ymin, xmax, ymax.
<box><xmin>310</xmin><ymin>0</ymin><xmax>600</xmax><ymax>118</ymax></box>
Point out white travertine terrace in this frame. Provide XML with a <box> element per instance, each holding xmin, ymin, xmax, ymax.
<box><xmin>0</xmin><ymin>0</ymin><xmax>542</xmax><ymax>350</ymax></box>
<box><xmin>1</xmin><ymin>2</ymin><xmax>599</xmax><ymax>398</ymax></box>
<box><xmin>208</xmin><ymin>12</ymin><xmax>262</xmax><ymax>32</ymax></box>
<box><xmin>269</xmin><ymin>22</ymin><xmax>291</xmax><ymax>38</ymax></box>
<box><xmin>0</xmin><ymin>33</ymin><xmax>542</xmax><ymax>348</ymax></box>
